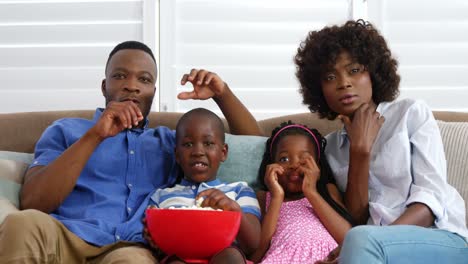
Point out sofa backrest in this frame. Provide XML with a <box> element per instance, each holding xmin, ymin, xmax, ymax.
<box><xmin>0</xmin><ymin>110</ymin><xmax>465</xmax><ymax>153</ymax></box>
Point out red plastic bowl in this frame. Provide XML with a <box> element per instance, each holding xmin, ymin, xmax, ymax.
<box><xmin>145</xmin><ymin>208</ymin><xmax>241</xmax><ymax>262</ymax></box>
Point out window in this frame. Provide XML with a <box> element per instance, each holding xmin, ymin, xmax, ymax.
<box><xmin>160</xmin><ymin>0</ymin><xmax>468</xmax><ymax>119</ymax></box>
<box><xmin>0</xmin><ymin>0</ymin><xmax>157</xmax><ymax>113</ymax></box>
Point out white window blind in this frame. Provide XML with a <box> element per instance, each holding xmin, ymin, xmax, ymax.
<box><xmin>0</xmin><ymin>0</ymin><xmax>157</xmax><ymax>113</ymax></box>
<box><xmin>159</xmin><ymin>0</ymin><xmax>352</xmax><ymax>120</ymax></box>
<box><xmin>368</xmin><ymin>0</ymin><xmax>468</xmax><ymax>111</ymax></box>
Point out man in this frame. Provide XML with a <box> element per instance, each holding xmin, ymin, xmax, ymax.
<box><xmin>0</xmin><ymin>41</ymin><xmax>261</xmax><ymax>263</ymax></box>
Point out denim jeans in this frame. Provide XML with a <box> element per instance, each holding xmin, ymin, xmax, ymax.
<box><xmin>339</xmin><ymin>225</ymin><xmax>468</xmax><ymax>264</ymax></box>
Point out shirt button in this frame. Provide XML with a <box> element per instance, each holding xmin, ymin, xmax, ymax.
<box><xmin>33</xmin><ymin>161</ymin><xmax>38</xmax><ymax>164</ymax></box>
<box><xmin>192</xmin><ymin>185</ymin><xmax>196</xmax><ymax>190</ymax></box>
<box><xmin>128</xmin><ymin>183</ymin><xmax>133</xmax><ymax>188</ymax></box>
<box><xmin>129</xmin><ymin>150</ymin><xmax>135</xmax><ymax>155</ymax></box>
<box><xmin>127</xmin><ymin>207</ymin><xmax>132</xmax><ymax>212</ymax></box>
<box><xmin>116</xmin><ymin>235</ymin><xmax>120</xmax><ymax>240</ymax></box>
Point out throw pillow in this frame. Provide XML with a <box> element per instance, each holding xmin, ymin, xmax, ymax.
<box><xmin>217</xmin><ymin>134</ymin><xmax>268</xmax><ymax>189</ymax></box>
<box><xmin>0</xmin><ymin>151</ymin><xmax>34</xmax><ymax>223</ymax></box>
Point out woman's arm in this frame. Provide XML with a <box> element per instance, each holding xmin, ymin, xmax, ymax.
<box><xmin>249</xmin><ymin>191</ymin><xmax>282</xmax><ymax>263</ymax></box>
<box><xmin>391</xmin><ymin>202</ymin><xmax>435</xmax><ymax>227</ymax></box>
<box><xmin>340</xmin><ymin>104</ymin><xmax>384</xmax><ymax>224</ymax></box>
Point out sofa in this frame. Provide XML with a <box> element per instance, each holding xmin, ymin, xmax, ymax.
<box><xmin>1</xmin><ymin>110</ymin><xmax>467</xmax><ymax>227</ymax></box>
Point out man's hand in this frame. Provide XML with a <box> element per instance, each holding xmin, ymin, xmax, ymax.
<box><xmin>196</xmin><ymin>189</ymin><xmax>241</xmax><ymax>212</ymax></box>
<box><xmin>177</xmin><ymin>69</ymin><xmax>227</xmax><ymax>100</ymax></box>
<box><xmin>264</xmin><ymin>164</ymin><xmax>285</xmax><ymax>200</ymax></box>
<box><xmin>91</xmin><ymin>101</ymin><xmax>143</xmax><ymax>140</ymax></box>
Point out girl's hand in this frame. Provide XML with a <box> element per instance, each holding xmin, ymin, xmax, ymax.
<box><xmin>315</xmin><ymin>245</ymin><xmax>341</xmax><ymax>264</ymax></box>
<box><xmin>196</xmin><ymin>189</ymin><xmax>241</xmax><ymax>212</ymax></box>
<box><xmin>297</xmin><ymin>154</ymin><xmax>320</xmax><ymax>197</ymax></box>
<box><xmin>264</xmin><ymin>164</ymin><xmax>285</xmax><ymax>199</ymax></box>
<box><xmin>339</xmin><ymin>103</ymin><xmax>384</xmax><ymax>154</ymax></box>
<box><xmin>177</xmin><ymin>69</ymin><xmax>227</xmax><ymax>100</ymax></box>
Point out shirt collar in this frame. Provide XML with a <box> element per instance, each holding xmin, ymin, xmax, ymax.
<box><xmin>93</xmin><ymin>108</ymin><xmax>150</xmax><ymax>131</ymax></box>
<box><xmin>179</xmin><ymin>178</ymin><xmax>223</xmax><ymax>188</ymax></box>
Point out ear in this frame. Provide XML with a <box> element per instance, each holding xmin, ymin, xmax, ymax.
<box><xmin>101</xmin><ymin>79</ymin><xmax>106</xmax><ymax>96</ymax></box>
<box><xmin>220</xmin><ymin>143</ymin><xmax>228</xmax><ymax>162</ymax></box>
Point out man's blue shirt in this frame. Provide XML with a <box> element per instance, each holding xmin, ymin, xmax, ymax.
<box><xmin>30</xmin><ymin>109</ymin><xmax>178</xmax><ymax>246</ymax></box>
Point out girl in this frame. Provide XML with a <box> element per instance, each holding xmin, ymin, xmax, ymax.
<box><xmin>250</xmin><ymin>121</ymin><xmax>354</xmax><ymax>263</ymax></box>
<box><xmin>295</xmin><ymin>20</ymin><xmax>468</xmax><ymax>263</ymax></box>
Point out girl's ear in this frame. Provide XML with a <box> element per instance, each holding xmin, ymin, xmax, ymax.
<box><xmin>220</xmin><ymin>143</ymin><xmax>228</xmax><ymax>162</ymax></box>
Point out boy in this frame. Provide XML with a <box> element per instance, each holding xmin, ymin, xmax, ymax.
<box><xmin>148</xmin><ymin>108</ymin><xmax>261</xmax><ymax>264</ymax></box>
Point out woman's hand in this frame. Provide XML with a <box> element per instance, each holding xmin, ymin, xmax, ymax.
<box><xmin>264</xmin><ymin>164</ymin><xmax>285</xmax><ymax>200</ymax></box>
<box><xmin>339</xmin><ymin>103</ymin><xmax>384</xmax><ymax>154</ymax></box>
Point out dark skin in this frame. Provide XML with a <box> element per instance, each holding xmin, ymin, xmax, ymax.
<box><xmin>20</xmin><ymin>48</ymin><xmax>261</xmax><ymax>213</ymax></box>
<box><xmin>315</xmin><ymin>51</ymin><xmax>435</xmax><ymax>264</ymax></box>
<box><xmin>144</xmin><ymin>114</ymin><xmax>260</xmax><ymax>263</ymax></box>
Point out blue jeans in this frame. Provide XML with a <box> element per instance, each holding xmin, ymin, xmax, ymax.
<box><xmin>339</xmin><ymin>225</ymin><xmax>468</xmax><ymax>264</ymax></box>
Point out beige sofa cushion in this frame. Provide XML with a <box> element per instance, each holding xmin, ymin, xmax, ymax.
<box><xmin>437</xmin><ymin>121</ymin><xmax>468</xmax><ymax>224</ymax></box>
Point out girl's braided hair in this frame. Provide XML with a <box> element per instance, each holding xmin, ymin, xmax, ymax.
<box><xmin>257</xmin><ymin>121</ymin><xmax>355</xmax><ymax>225</ymax></box>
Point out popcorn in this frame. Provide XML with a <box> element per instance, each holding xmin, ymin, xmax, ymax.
<box><xmin>166</xmin><ymin>197</ymin><xmax>222</xmax><ymax>211</ymax></box>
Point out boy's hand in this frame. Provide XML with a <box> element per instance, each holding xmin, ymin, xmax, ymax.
<box><xmin>142</xmin><ymin>206</ymin><xmax>160</xmax><ymax>251</ymax></box>
<box><xmin>91</xmin><ymin>101</ymin><xmax>143</xmax><ymax>140</ymax></box>
<box><xmin>265</xmin><ymin>164</ymin><xmax>285</xmax><ymax>200</ymax></box>
<box><xmin>177</xmin><ymin>69</ymin><xmax>227</xmax><ymax>100</ymax></box>
<box><xmin>298</xmin><ymin>153</ymin><xmax>320</xmax><ymax>196</ymax></box>
<box><xmin>196</xmin><ymin>189</ymin><xmax>241</xmax><ymax>212</ymax></box>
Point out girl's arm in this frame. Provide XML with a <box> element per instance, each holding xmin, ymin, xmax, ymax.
<box><xmin>249</xmin><ymin>190</ymin><xmax>283</xmax><ymax>263</ymax></box>
<box><xmin>305</xmin><ymin>183</ymin><xmax>352</xmax><ymax>244</ymax></box>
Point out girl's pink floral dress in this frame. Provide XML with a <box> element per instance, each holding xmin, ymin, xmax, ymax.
<box><xmin>260</xmin><ymin>192</ymin><xmax>338</xmax><ymax>264</ymax></box>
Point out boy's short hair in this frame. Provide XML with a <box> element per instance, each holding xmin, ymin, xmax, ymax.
<box><xmin>294</xmin><ymin>19</ymin><xmax>400</xmax><ymax>120</ymax></box>
<box><xmin>105</xmin><ymin>40</ymin><xmax>157</xmax><ymax>73</ymax></box>
<box><xmin>175</xmin><ymin>108</ymin><xmax>226</xmax><ymax>143</ymax></box>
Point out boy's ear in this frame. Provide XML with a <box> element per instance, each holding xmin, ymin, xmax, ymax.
<box><xmin>221</xmin><ymin>143</ymin><xmax>228</xmax><ymax>162</ymax></box>
<box><xmin>101</xmin><ymin>79</ymin><xmax>106</xmax><ymax>96</ymax></box>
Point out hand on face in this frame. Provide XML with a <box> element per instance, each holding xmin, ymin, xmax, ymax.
<box><xmin>92</xmin><ymin>101</ymin><xmax>143</xmax><ymax>139</ymax></box>
<box><xmin>297</xmin><ymin>153</ymin><xmax>320</xmax><ymax>196</ymax></box>
<box><xmin>339</xmin><ymin>103</ymin><xmax>384</xmax><ymax>153</ymax></box>
<box><xmin>177</xmin><ymin>69</ymin><xmax>226</xmax><ymax>100</ymax></box>
<box><xmin>196</xmin><ymin>188</ymin><xmax>241</xmax><ymax>212</ymax></box>
<box><xmin>264</xmin><ymin>163</ymin><xmax>285</xmax><ymax>199</ymax></box>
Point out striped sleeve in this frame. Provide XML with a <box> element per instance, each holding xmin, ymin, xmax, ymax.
<box><xmin>226</xmin><ymin>182</ymin><xmax>261</xmax><ymax>220</ymax></box>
